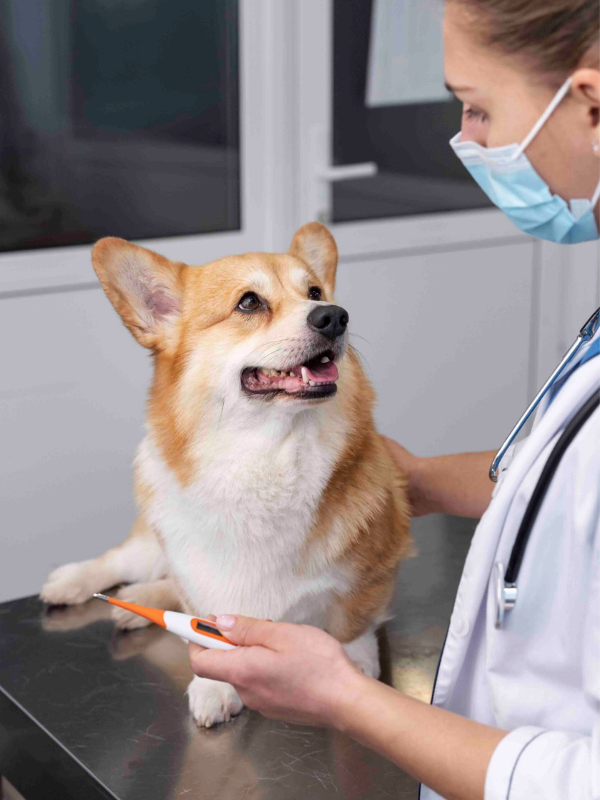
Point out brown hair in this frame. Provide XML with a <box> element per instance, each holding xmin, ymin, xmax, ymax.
<box><xmin>449</xmin><ymin>0</ymin><xmax>599</xmax><ymax>82</ymax></box>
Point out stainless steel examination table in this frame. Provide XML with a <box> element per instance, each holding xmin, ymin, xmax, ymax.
<box><xmin>0</xmin><ymin>515</ymin><xmax>475</xmax><ymax>800</ymax></box>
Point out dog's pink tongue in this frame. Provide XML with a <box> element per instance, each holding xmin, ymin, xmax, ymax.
<box><xmin>304</xmin><ymin>361</ymin><xmax>339</xmax><ymax>383</ymax></box>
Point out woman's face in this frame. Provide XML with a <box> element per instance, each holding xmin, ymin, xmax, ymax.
<box><xmin>443</xmin><ymin>2</ymin><xmax>600</xmax><ymax>211</ymax></box>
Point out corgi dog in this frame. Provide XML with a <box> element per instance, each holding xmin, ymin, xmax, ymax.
<box><xmin>41</xmin><ymin>223</ymin><xmax>411</xmax><ymax>727</ymax></box>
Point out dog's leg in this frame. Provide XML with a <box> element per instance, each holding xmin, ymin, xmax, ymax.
<box><xmin>326</xmin><ymin>599</ymin><xmax>382</xmax><ymax>679</ymax></box>
<box><xmin>187</xmin><ymin>676</ymin><xmax>244</xmax><ymax>728</ymax></box>
<box><xmin>40</xmin><ymin>520</ymin><xmax>167</xmax><ymax>605</ymax></box>
<box><xmin>342</xmin><ymin>626</ymin><xmax>380</xmax><ymax>679</ymax></box>
<box><xmin>111</xmin><ymin>577</ymin><xmax>181</xmax><ymax>630</ymax></box>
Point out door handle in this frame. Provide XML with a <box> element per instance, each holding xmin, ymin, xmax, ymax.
<box><xmin>318</xmin><ymin>163</ymin><xmax>378</xmax><ymax>182</ymax></box>
<box><xmin>308</xmin><ymin>124</ymin><xmax>378</xmax><ymax>223</ymax></box>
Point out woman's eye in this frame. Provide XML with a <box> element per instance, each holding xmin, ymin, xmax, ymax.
<box><xmin>238</xmin><ymin>292</ymin><xmax>261</xmax><ymax>311</ymax></box>
<box><xmin>463</xmin><ymin>106</ymin><xmax>488</xmax><ymax>123</ymax></box>
<box><xmin>309</xmin><ymin>286</ymin><xmax>322</xmax><ymax>301</ymax></box>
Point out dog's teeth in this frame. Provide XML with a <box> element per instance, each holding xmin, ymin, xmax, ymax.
<box><xmin>309</xmin><ymin>380</ymin><xmax>315</xmax><ymax>386</ymax></box>
<box><xmin>321</xmin><ymin>356</ymin><xmax>330</xmax><ymax>363</ymax></box>
<box><xmin>301</xmin><ymin>367</ymin><xmax>309</xmax><ymax>384</ymax></box>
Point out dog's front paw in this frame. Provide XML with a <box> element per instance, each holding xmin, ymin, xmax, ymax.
<box><xmin>111</xmin><ymin>584</ymin><xmax>155</xmax><ymax>630</ymax></box>
<box><xmin>40</xmin><ymin>561</ymin><xmax>103</xmax><ymax>606</ymax></box>
<box><xmin>187</xmin><ymin>676</ymin><xmax>244</xmax><ymax>728</ymax></box>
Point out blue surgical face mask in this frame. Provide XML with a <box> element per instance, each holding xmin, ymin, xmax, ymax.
<box><xmin>450</xmin><ymin>76</ymin><xmax>600</xmax><ymax>244</ymax></box>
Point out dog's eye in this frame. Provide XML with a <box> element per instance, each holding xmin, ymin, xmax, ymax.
<box><xmin>238</xmin><ymin>292</ymin><xmax>261</xmax><ymax>311</ymax></box>
<box><xmin>309</xmin><ymin>286</ymin><xmax>322</xmax><ymax>301</ymax></box>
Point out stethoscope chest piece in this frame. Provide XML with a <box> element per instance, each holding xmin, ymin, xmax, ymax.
<box><xmin>494</xmin><ymin>561</ymin><xmax>517</xmax><ymax>629</ymax></box>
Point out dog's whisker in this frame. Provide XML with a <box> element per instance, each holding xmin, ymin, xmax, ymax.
<box><xmin>348</xmin><ymin>343</ymin><xmax>371</xmax><ymax>372</ymax></box>
<box><xmin>349</xmin><ymin>333</ymin><xmax>371</xmax><ymax>345</ymax></box>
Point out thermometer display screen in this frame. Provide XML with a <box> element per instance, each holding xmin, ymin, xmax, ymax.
<box><xmin>194</xmin><ymin>619</ymin><xmax>224</xmax><ymax>638</ymax></box>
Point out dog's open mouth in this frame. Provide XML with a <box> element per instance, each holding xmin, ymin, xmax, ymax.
<box><xmin>242</xmin><ymin>350</ymin><xmax>338</xmax><ymax>398</ymax></box>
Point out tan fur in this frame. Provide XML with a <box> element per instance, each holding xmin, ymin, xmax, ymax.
<box><xmin>300</xmin><ymin>350</ymin><xmax>411</xmax><ymax>642</ymax></box>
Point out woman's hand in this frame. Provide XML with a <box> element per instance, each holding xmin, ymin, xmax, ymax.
<box><xmin>381</xmin><ymin>436</ymin><xmax>433</xmax><ymax>516</ymax></box>
<box><xmin>382</xmin><ymin>435</ymin><xmax>495</xmax><ymax>519</ymax></box>
<box><xmin>189</xmin><ymin>615</ymin><xmax>364</xmax><ymax>727</ymax></box>
<box><xmin>189</xmin><ymin>614</ymin><xmax>505</xmax><ymax>800</ymax></box>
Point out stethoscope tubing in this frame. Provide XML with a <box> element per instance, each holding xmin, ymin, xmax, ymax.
<box><xmin>495</xmin><ymin>389</ymin><xmax>600</xmax><ymax>627</ymax></box>
<box><xmin>505</xmin><ymin>390</ymin><xmax>600</xmax><ymax>584</ymax></box>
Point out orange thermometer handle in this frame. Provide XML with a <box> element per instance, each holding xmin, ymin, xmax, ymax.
<box><xmin>93</xmin><ymin>594</ymin><xmax>237</xmax><ymax>650</ymax></box>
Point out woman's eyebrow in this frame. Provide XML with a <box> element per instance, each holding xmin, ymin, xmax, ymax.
<box><xmin>444</xmin><ymin>81</ymin><xmax>474</xmax><ymax>94</ymax></box>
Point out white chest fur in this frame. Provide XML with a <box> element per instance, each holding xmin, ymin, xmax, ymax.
<box><xmin>136</xmin><ymin>406</ymin><xmax>350</xmax><ymax>623</ymax></box>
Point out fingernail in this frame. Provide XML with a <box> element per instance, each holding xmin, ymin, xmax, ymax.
<box><xmin>216</xmin><ymin>614</ymin><xmax>236</xmax><ymax>631</ymax></box>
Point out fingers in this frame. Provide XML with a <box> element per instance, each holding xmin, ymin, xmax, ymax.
<box><xmin>189</xmin><ymin>644</ymin><xmax>238</xmax><ymax>683</ymax></box>
<box><xmin>215</xmin><ymin>614</ymin><xmax>280</xmax><ymax>648</ymax></box>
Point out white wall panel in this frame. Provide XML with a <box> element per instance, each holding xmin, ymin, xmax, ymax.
<box><xmin>335</xmin><ymin>241</ymin><xmax>535</xmax><ymax>457</ymax></box>
<box><xmin>558</xmin><ymin>240</ymin><xmax>600</xmax><ymax>353</ymax></box>
<box><xmin>0</xmin><ymin>287</ymin><xmax>151</xmax><ymax>602</ymax></box>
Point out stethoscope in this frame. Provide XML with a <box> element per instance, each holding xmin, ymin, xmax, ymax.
<box><xmin>492</xmin><ymin>306</ymin><xmax>600</xmax><ymax>628</ymax></box>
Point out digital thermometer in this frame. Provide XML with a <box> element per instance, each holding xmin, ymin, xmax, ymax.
<box><xmin>93</xmin><ymin>593</ymin><xmax>237</xmax><ymax>650</ymax></box>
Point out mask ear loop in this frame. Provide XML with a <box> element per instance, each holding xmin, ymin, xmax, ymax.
<box><xmin>591</xmin><ymin>177</ymin><xmax>600</xmax><ymax>209</ymax></box>
<box><xmin>509</xmin><ymin>76</ymin><xmax>574</xmax><ymax>163</ymax></box>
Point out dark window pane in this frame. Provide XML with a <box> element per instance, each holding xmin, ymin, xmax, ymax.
<box><xmin>0</xmin><ymin>0</ymin><xmax>240</xmax><ymax>252</ymax></box>
<box><xmin>333</xmin><ymin>0</ymin><xmax>491</xmax><ymax>223</ymax></box>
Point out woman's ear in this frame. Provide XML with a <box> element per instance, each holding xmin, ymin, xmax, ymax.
<box><xmin>288</xmin><ymin>222</ymin><xmax>338</xmax><ymax>297</ymax></box>
<box><xmin>92</xmin><ymin>238</ymin><xmax>185</xmax><ymax>350</ymax></box>
<box><xmin>571</xmin><ymin>67</ymin><xmax>600</xmax><ymax>150</ymax></box>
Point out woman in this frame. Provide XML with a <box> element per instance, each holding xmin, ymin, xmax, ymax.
<box><xmin>189</xmin><ymin>1</ymin><xmax>600</xmax><ymax>798</ymax></box>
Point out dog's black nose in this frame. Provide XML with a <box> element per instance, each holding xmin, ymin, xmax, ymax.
<box><xmin>307</xmin><ymin>304</ymin><xmax>349</xmax><ymax>340</ymax></box>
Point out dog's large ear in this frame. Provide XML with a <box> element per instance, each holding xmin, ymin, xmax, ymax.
<box><xmin>92</xmin><ymin>238</ymin><xmax>184</xmax><ymax>350</ymax></box>
<box><xmin>288</xmin><ymin>222</ymin><xmax>338</xmax><ymax>297</ymax></box>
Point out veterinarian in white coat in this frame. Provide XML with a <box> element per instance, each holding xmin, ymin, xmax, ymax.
<box><xmin>190</xmin><ymin>1</ymin><xmax>600</xmax><ymax>798</ymax></box>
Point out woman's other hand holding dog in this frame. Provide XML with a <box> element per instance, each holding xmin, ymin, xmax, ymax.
<box><xmin>382</xmin><ymin>436</ymin><xmax>495</xmax><ymax>519</ymax></box>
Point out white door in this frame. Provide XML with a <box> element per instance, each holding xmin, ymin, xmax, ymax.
<box><xmin>291</xmin><ymin>0</ymin><xmax>598</xmax><ymax>460</ymax></box>
<box><xmin>0</xmin><ymin>0</ymin><xmax>292</xmax><ymax>601</ymax></box>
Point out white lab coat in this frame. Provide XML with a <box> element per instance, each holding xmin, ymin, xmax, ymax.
<box><xmin>421</xmin><ymin>328</ymin><xmax>600</xmax><ymax>800</ymax></box>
